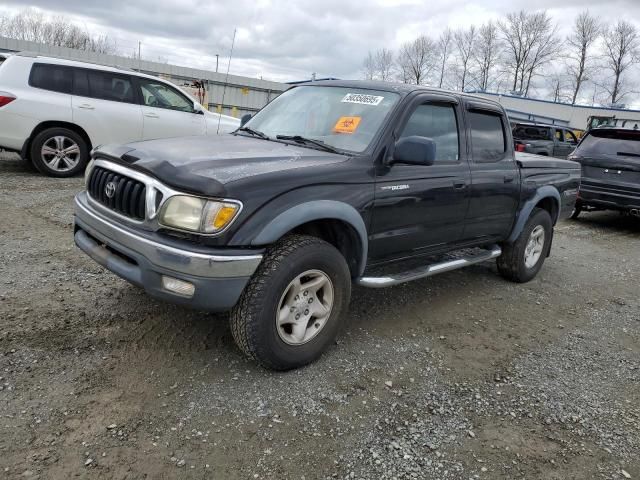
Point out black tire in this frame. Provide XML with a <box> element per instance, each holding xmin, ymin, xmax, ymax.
<box><xmin>570</xmin><ymin>202</ymin><xmax>582</xmax><ymax>219</ymax></box>
<box><xmin>497</xmin><ymin>208</ymin><xmax>553</xmax><ymax>283</ymax></box>
<box><xmin>30</xmin><ymin>127</ymin><xmax>89</xmax><ymax>178</ymax></box>
<box><xmin>230</xmin><ymin>234</ymin><xmax>351</xmax><ymax>370</ymax></box>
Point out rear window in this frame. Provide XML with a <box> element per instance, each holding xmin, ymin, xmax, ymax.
<box><xmin>29</xmin><ymin>63</ymin><xmax>73</xmax><ymax>94</ymax></box>
<box><xmin>513</xmin><ymin>124</ymin><xmax>551</xmax><ymax>141</ymax></box>
<box><xmin>577</xmin><ymin>130</ymin><xmax>640</xmax><ymax>158</ymax></box>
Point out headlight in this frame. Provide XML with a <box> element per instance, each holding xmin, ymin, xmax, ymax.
<box><xmin>158</xmin><ymin>195</ymin><xmax>241</xmax><ymax>234</ymax></box>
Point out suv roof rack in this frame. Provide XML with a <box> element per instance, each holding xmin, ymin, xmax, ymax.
<box><xmin>14</xmin><ymin>51</ymin><xmax>139</xmax><ymax>73</ymax></box>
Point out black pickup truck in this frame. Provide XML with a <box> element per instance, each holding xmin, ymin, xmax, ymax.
<box><xmin>73</xmin><ymin>80</ymin><xmax>580</xmax><ymax>370</ymax></box>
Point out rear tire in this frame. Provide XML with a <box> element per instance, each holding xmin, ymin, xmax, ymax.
<box><xmin>30</xmin><ymin>127</ymin><xmax>89</xmax><ymax>178</ymax></box>
<box><xmin>497</xmin><ymin>208</ymin><xmax>552</xmax><ymax>283</ymax></box>
<box><xmin>230</xmin><ymin>235</ymin><xmax>351</xmax><ymax>370</ymax></box>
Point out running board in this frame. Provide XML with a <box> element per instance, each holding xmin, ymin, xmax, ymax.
<box><xmin>357</xmin><ymin>245</ymin><xmax>502</xmax><ymax>288</ymax></box>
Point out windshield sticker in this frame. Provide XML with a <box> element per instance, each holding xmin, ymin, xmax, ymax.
<box><xmin>333</xmin><ymin>116</ymin><xmax>361</xmax><ymax>134</ymax></box>
<box><xmin>341</xmin><ymin>93</ymin><xmax>384</xmax><ymax>106</ymax></box>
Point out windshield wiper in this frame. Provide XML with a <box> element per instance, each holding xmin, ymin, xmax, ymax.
<box><xmin>617</xmin><ymin>151</ymin><xmax>640</xmax><ymax>158</ymax></box>
<box><xmin>275</xmin><ymin>135</ymin><xmax>340</xmax><ymax>154</ymax></box>
<box><xmin>235</xmin><ymin>126</ymin><xmax>269</xmax><ymax>140</ymax></box>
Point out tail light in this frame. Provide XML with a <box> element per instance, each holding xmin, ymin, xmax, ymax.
<box><xmin>0</xmin><ymin>91</ymin><xmax>16</xmax><ymax>107</ymax></box>
<box><xmin>515</xmin><ymin>143</ymin><xmax>525</xmax><ymax>152</ymax></box>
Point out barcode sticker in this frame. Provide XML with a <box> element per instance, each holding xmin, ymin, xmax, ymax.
<box><xmin>341</xmin><ymin>93</ymin><xmax>384</xmax><ymax>106</ymax></box>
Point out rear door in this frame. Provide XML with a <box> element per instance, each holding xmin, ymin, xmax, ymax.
<box><xmin>369</xmin><ymin>94</ymin><xmax>471</xmax><ymax>261</ymax></box>
<box><xmin>461</xmin><ymin>104</ymin><xmax>520</xmax><ymax>242</ymax></box>
<box><xmin>71</xmin><ymin>68</ymin><xmax>143</xmax><ymax>146</ymax></box>
<box><xmin>136</xmin><ymin>77</ymin><xmax>206</xmax><ymax>140</ymax></box>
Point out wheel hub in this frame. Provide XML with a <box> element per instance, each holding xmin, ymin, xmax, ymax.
<box><xmin>276</xmin><ymin>269</ymin><xmax>334</xmax><ymax>345</ymax></box>
<box><xmin>524</xmin><ymin>225</ymin><xmax>545</xmax><ymax>269</ymax></box>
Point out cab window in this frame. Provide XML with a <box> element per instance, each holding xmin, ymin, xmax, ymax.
<box><xmin>138</xmin><ymin>79</ymin><xmax>195</xmax><ymax>113</ymax></box>
<box><xmin>469</xmin><ymin>111</ymin><xmax>507</xmax><ymax>162</ymax></box>
<box><xmin>564</xmin><ymin>130</ymin><xmax>578</xmax><ymax>144</ymax></box>
<box><xmin>399</xmin><ymin>103</ymin><xmax>459</xmax><ymax>163</ymax></box>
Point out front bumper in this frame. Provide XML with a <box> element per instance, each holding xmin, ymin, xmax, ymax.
<box><xmin>74</xmin><ymin>192</ymin><xmax>263</xmax><ymax>311</ymax></box>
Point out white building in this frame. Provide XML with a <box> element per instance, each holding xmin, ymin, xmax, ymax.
<box><xmin>471</xmin><ymin>91</ymin><xmax>640</xmax><ymax>131</ymax></box>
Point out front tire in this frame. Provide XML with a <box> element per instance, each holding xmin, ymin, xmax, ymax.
<box><xmin>230</xmin><ymin>235</ymin><xmax>351</xmax><ymax>370</ymax></box>
<box><xmin>497</xmin><ymin>208</ymin><xmax>553</xmax><ymax>283</ymax></box>
<box><xmin>30</xmin><ymin>127</ymin><xmax>89</xmax><ymax>177</ymax></box>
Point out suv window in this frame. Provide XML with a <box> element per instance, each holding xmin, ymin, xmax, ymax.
<box><xmin>469</xmin><ymin>111</ymin><xmax>506</xmax><ymax>162</ymax></box>
<box><xmin>73</xmin><ymin>68</ymin><xmax>136</xmax><ymax>104</ymax></box>
<box><xmin>577</xmin><ymin>130</ymin><xmax>640</xmax><ymax>158</ymax></box>
<box><xmin>138</xmin><ymin>78</ymin><xmax>195</xmax><ymax>113</ymax></box>
<box><xmin>399</xmin><ymin>103</ymin><xmax>459</xmax><ymax>162</ymax></box>
<box><xmin>29</xmin><ymin>63</ymin><xmax>73</xmax><ymax>94</ymax></box>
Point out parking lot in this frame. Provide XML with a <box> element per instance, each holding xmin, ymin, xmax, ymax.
<box><xmin>0</xmin><ymin>150</ymin><xmax>638</xmax><ymax>479</ymax></box>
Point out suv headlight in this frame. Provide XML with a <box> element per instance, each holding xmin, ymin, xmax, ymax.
<box><xmin>158</xmin><ymin>195</ymin><xmax>241</xmax><ymax>234</ymax></box>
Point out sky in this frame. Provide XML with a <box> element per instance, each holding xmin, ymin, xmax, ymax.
<box><xmin>1</xmin><ymin>0</ymin><xmax>639</xmax><ymax>87</ymax></box>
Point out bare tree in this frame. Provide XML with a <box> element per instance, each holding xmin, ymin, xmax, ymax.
<box><xmin>473</xmin><ymin>21</ymin><xmax>501</xmax><ymax>91</ymax></box>
<box><xmin>522</xmin><ymin>13</ymin><xmax>561</xmax><ymax>96</ymax></box>
<box><xmin>453</xmin><ymin>26</ymin><xmax>476</xmax><ymax>92</ymax></box>
<box><xmin>363</xmin><ymin>51</ymin><xmax>376</xmax><ymax>80</ymax></box>
<box><xmin>362</xmin><ymin>48</ymin><xmax>395</xmax><ymax>81</ymax></box>
<box><xmin>499</xmin><ymin>11</ymin><xmax>559</xmax><ymax>96</ymax></box>
<box><xmin>601</xmin><ymin>20</ymin><xmax>640</xmax><ymax>105</ymax></box>
<box><xmin>397</xmin><ymin>36</ymin><xmax>437</xmax><ymax>85</ymax></box>
<box><xmin>436</xmin><ymin>28</ymin><xmax>453</xmax><ymax>88</ymax></box>
<box><xmin>0</xmin><ymin>8</ymin><xmax>117</xmax><ymax>54</ymax></box>
<box><xmin>566</xmin><ymin>11</ymin><xmax>601</xmax><ymax>104</ymax></box>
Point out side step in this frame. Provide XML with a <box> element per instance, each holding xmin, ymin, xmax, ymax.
<box><xmin>357</xmin><ymin>245</ymin><xmax>502</xmax><ymax>288</ymax></box>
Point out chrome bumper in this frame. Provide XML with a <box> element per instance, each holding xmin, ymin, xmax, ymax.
<box><xmin>73</xmin><ymin>192</ymin><xmax>263</xmax><ymax>311</ymax></box>
<box><xmin>74</xmin><ymin>192</ymin><xmax>262</xmax><ymax>278</ymax></box>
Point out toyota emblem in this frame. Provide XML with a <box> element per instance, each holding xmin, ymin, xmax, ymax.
<box><xmin>105</xmin><ymin>182</ymin><xmax>117</xmax><ymax>198</ymax></box>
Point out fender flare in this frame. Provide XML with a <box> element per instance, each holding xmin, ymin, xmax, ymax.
<box><xmin>251</xmin><ymin>200</ymin><xmax>368</xmax><ymax>276</ymax></box>
<box><xmin>507</xmin><ymin>185</ymin><xmax>561</xmax><ymax>243</ymax></box>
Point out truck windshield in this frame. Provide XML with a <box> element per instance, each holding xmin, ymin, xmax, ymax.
<box><xmin>577</xmin><ymin>130</ymin><xmax>640</xmax><ymax>159</ymax></box>
<box><xmin>244</xmin><ymin>86</ymin><xmax>400</xmax><ymax>153</ymax></box>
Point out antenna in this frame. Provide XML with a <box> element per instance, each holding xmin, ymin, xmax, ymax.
<box><xmin>217</xmin><ymin>28</ymin><xmax>237</xmax><ymax>134</ymax></box>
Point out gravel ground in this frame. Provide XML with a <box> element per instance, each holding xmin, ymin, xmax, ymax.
<box><xmin>0</xmin><ymin>151</ymin><xmax>638</xmax><ymax>480</ymax></box>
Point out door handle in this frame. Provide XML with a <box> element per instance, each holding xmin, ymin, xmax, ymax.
<box><xmin>144</xmin><ymin>112</ymin><xmax>160</xmax><ymax>118</ymax></box>
<box><xmin>77</xmin><ymin>104</ymin><xmax>94</xmax><ymax>110</ymax></box>
<box><xmin>453</xmin><ymin>181</ymin><xmax>467</xmax><ymax>190</ymax></box>
<box><xmin>504</xmin><ymin>174</ymin><xmax>515</xmax><ymax>183</ymax></box>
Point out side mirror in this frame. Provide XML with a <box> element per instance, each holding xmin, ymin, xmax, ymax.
<box><xmin>193</xmin><ymin>103</ymin><xmax>204</xmax><ymax>115</ymax></box>
<box><xmin>240</xmin><ymin>113</ymin><xmax>252</xmax><ymax>127</ymax></box>
<box><xmin>392</xmin><ymin>136</ymin><xmax>436</xmax><ymax>166</ymax></box>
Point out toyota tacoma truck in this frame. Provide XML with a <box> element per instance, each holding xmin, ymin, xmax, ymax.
<box><xmin>73</xmin><ymin>80</ymin><xmax>580</xmax><ymax>370</ymax></box>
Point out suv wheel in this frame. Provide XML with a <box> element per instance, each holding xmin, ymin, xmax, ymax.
<box><xmin>230</xmin><ymin>234</ymin><xmax>351</xmax><ymax>370</ymax></box>
<box><xmin>497</xmin><ymin>208</ymin><xmax>552</xmax><ymax>283</ymax></box>
<box><xmin>30</xmin><ymin>127</ymin><xmax>89</xmax><ymax>177</ymax></box>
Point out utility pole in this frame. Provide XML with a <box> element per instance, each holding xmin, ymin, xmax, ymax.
<box><xmin>138</xmin><ymin>41</ymin><xmax>141</xmax><ymax>69</ymax></box>
<box><xmin>215</xmin><ymin>54</ymin><xmax>219</xmax><ymax>73</ymax></box>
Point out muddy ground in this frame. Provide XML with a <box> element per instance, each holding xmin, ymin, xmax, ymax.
<box><xmin>0</xmin><ymin>151</ymin><xmax>638</xmax><ymax>480</ymax></box>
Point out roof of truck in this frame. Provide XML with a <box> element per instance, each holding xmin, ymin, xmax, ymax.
<box><xmin>295</xmin><ymin>79</ymin><xmax>504</xmax><ymax>108</ymax></box>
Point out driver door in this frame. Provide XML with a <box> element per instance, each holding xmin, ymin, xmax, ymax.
<box><xmin>369</xmin><ymin>95</ymin><xmax>471</xmax><ymax>262</ymax></box>
<box><xmin>135</xmin><ymin>77</ymin><xmax>206</xmax><ymax>140</ymax></box>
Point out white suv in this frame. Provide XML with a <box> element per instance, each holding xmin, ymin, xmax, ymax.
<box><xmin>0</xmin><ymin>53</ymin><xmax>240</xmax><ymax>177</ymax></box>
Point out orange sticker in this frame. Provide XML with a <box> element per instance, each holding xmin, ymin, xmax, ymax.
<box><xmin>333</xmin><ymin>116</ymin><xmax>361</xmax><ymax>134</ymax></box>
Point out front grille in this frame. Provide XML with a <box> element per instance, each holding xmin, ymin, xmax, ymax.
<box><xmin>87</xmin><ymin>166</ymin><xmax>146</xmax><ymax>220</ymax></box>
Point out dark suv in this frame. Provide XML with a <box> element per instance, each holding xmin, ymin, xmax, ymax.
<box><xmin>569</xmin><ymin>128</ymin><xmax>640</xmax><ymax>218</ymax></box>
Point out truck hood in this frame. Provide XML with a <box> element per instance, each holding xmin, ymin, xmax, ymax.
<box><xmin>93</xmin><ymin>134</ymin><xmax>349</xmax><ymax>197</ymax></box>
<box><xmin>515</xmin><ymin>151</ymin><xmax>580</xmax><ymax>170</ymax></box>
